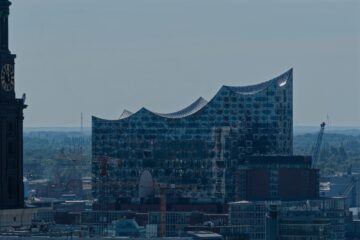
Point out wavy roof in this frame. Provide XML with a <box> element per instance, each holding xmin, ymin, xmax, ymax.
<box><xmin>94</xmin><ymin>69</ymin><xmax>292</xmax><ymax>122</ymax></box>
<box><xmin>151</xmin><ymin>97</ymin><xmax>208</xmax><ymax>119</ymax></box>
<box><xmin>119</xmin><ymin>109</ymin><xmax>133</xmax><ymax>119</ymax></box>
<box><xmin>224</xmin><ymin>69</ymin><xmax>292</xmax><ymax>95</ymax></box>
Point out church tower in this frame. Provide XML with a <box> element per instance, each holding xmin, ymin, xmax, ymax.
<box><xmin>0</xmin><ymin>0</ymin><xmax>26</xmax><ymax>209</ymax></box>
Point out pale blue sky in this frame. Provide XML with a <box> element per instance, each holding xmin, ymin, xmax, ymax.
<box><xmin>10</xmin><ymin>0</ymin><xmax>360</xmax><ymax>127</ymax></box>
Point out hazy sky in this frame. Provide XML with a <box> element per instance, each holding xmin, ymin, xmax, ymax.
<box><xmin>10</xmin><ymin>0</ymin><xmax>360</xmax><ymax>127</ymax></box>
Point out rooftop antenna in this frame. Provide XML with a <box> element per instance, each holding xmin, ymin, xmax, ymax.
<box><xmin>80</xmin><ymin>112</ymin><xmax>84</xmax><ymax>160</ymax></box>
<box><xmin>81</xmin><ymin>112</ymin><xmax>84</xmax><ymax>134</ymax></box>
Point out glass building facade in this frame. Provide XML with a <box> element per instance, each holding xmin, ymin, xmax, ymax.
<box><xmin>92</xmin><ymin>69</ymin><xmax>293</xmax><ymax>204</ymax></box>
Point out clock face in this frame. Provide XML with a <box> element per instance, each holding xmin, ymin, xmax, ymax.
<box><xmin>1</xmin><ymin>64</ymin><xmax>14</xmax><ymax>92</ymax></box>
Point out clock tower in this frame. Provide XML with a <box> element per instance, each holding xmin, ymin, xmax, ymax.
<box><xmin>0</xmin><ymin>0</ymin><xmax>26</xmax><ymax>209</ymax></box>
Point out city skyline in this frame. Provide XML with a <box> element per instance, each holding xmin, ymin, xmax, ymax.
<box><xmin>9</xmin><ymin>0</ymin><xmax>360</xmax><ymax>127</ymax></box>
<box><xmin>0</xmin><ymin>0</ymin><xmax>359</xmax><ymax>238</ymax></box>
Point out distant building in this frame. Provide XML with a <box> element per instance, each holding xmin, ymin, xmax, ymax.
<box><xmin>0</xmin><ymin>207</ymin><xmax>53</xmax><ymax>232</ymax></box>
<box><xmin>229</xmin><ymin>197</ymin><xmax>347</xmax><ymax>240</ymax></box>
<box><xmin>235</xmin><ymin>155</ymin><xmax>319</xmax><ymax>201</ymax></box>
<box><xmin>229</xmin><ymin>201</ymin><xmax>267</xmax><ymax>239</ymax></box>
<box><xmin>148</xmin><ymin>211</ymin><xmax>229</xmax><ymax>238</ymax></box>
<box><xmin>80</xmin><ymin>210</ymin><xmax>136</xmax><ymax>236</ymax></box>
<box><xmin>149</xmin><ymin>211</ymin><xmax>192</xmax><ymax>237</ymax></box>
<box><xmin>186</xmin><ymin>231</ymin><xmax>224</xmax><ymax>240</ymax></box>
<box><xmin>321</xmin><ymin>174</ymin><xmax>360</xmax><ymax>208</ymax></box>
<box><xmin>279</xmin><ymin>216</ymin><xmax>330</xmax><ymax>240</ymax></box>
<box><xmin>146</xmin><ymin>224</ymin><xmax>158</xmax><ymax>238</ymax></box>
<box><xmin>92</xmin><ymin>69</ymin><xmax>293</xmax><ymax>205</ymax></box>
<box><xmin>348</xmin><ymin>219</ymin><xmax>360</xmax><ymax>238</ymax></box>
<box><xmin>108</xmin><ymin>219</ymin><xmax>144</xmax><ymax>237</ymax></box>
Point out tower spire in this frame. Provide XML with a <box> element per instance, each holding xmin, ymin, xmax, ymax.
<box><xmin>0</xmin><ymin>0</ymin><xmax>10</xmax><ymax>53</ymax></box>
<box><xmin>0</xmin><ymin>0</ymin><xmax>15</xmax><ymax>100</ymax></box>
<box><xmin>0</xmin><ymin>0</ymin><xmax>25</xmax><ymax>209</ymax></box>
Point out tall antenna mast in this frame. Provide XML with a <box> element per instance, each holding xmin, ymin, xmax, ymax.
<box><xmin>80</xmin><ymin>112</ymin><xmax>84</xmax><ymax>160</ymax></box>
<box><xmin>81</xmin><ymin>112</ymin><xmax>84</xmax><ymax>134</ymax></box>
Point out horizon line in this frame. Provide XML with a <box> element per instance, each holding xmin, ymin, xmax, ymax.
<box><xmin>23</xmin><ymin>125</ymin><xmax>360</xmax><ymax>129</ymax></box>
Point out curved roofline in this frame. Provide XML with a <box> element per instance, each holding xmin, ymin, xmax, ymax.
<box><xmin>93</xmin><ymin>69</ymin><xmax>292</xmax><ymax>122</ymax></box>
<box><xmin>224</xmin><ymin>68</ymin><xmax>292</xmax><ymax>95</ymax></box>
<box><xmin>119</xmin><ymin>109</ymin><xmax>133</xmax><ymax>119</ymax></box>
<box><xmin>149</xmin><ymin>97</ymin><xmax>208</xmax><ymax>119</ymax></box>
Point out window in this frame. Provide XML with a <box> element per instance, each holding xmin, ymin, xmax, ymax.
<box><xmin>143</xmin><ymin>150</ymin><xmax>152</xmax><ymax>158</ymax></box>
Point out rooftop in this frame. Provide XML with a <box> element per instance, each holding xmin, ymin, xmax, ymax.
<box><xmin>93</xmin><ymin>68</ymin><xmax>292</xmax><ymax>122</ymax></box>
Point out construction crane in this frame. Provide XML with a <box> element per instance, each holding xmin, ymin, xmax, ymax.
<box><xmin>158</xmin><ymin>183</ymin><xmax>168</xmax><ymax>238</ymax></box>
<box><xmin>342</xmin><ymin>178</ymin><xmax>356</xmax><ymax>198</ymax></box>
<box><xmin>156</xmin><ymin>183</ymin><xmax>190</xmax><ymax>237</ymax></box>
<box><xmin>312</xmin><ymin>122</ymin><xmax>326</xmax><ymax>168</ymax></box>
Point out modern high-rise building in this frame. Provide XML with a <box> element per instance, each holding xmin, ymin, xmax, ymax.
<box><xmin>0</xmin><ymin>0</ymin><xmax>27</xmax><ymax>209</ymax></box>
<box><xmin>92</xmin><ymin>69</ymin><xmax>293</xmax><ymax>204</ymax></box>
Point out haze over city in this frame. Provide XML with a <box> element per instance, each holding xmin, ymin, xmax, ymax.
<box><xmin>9</xmin><ymin>0</ymin><xmax>360</xmax><ymax>127</ymax></box>
<box><xmin>1</xmin><ymin>0</ymin><xmax>360</xmax><ymax>239</ymax></box>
